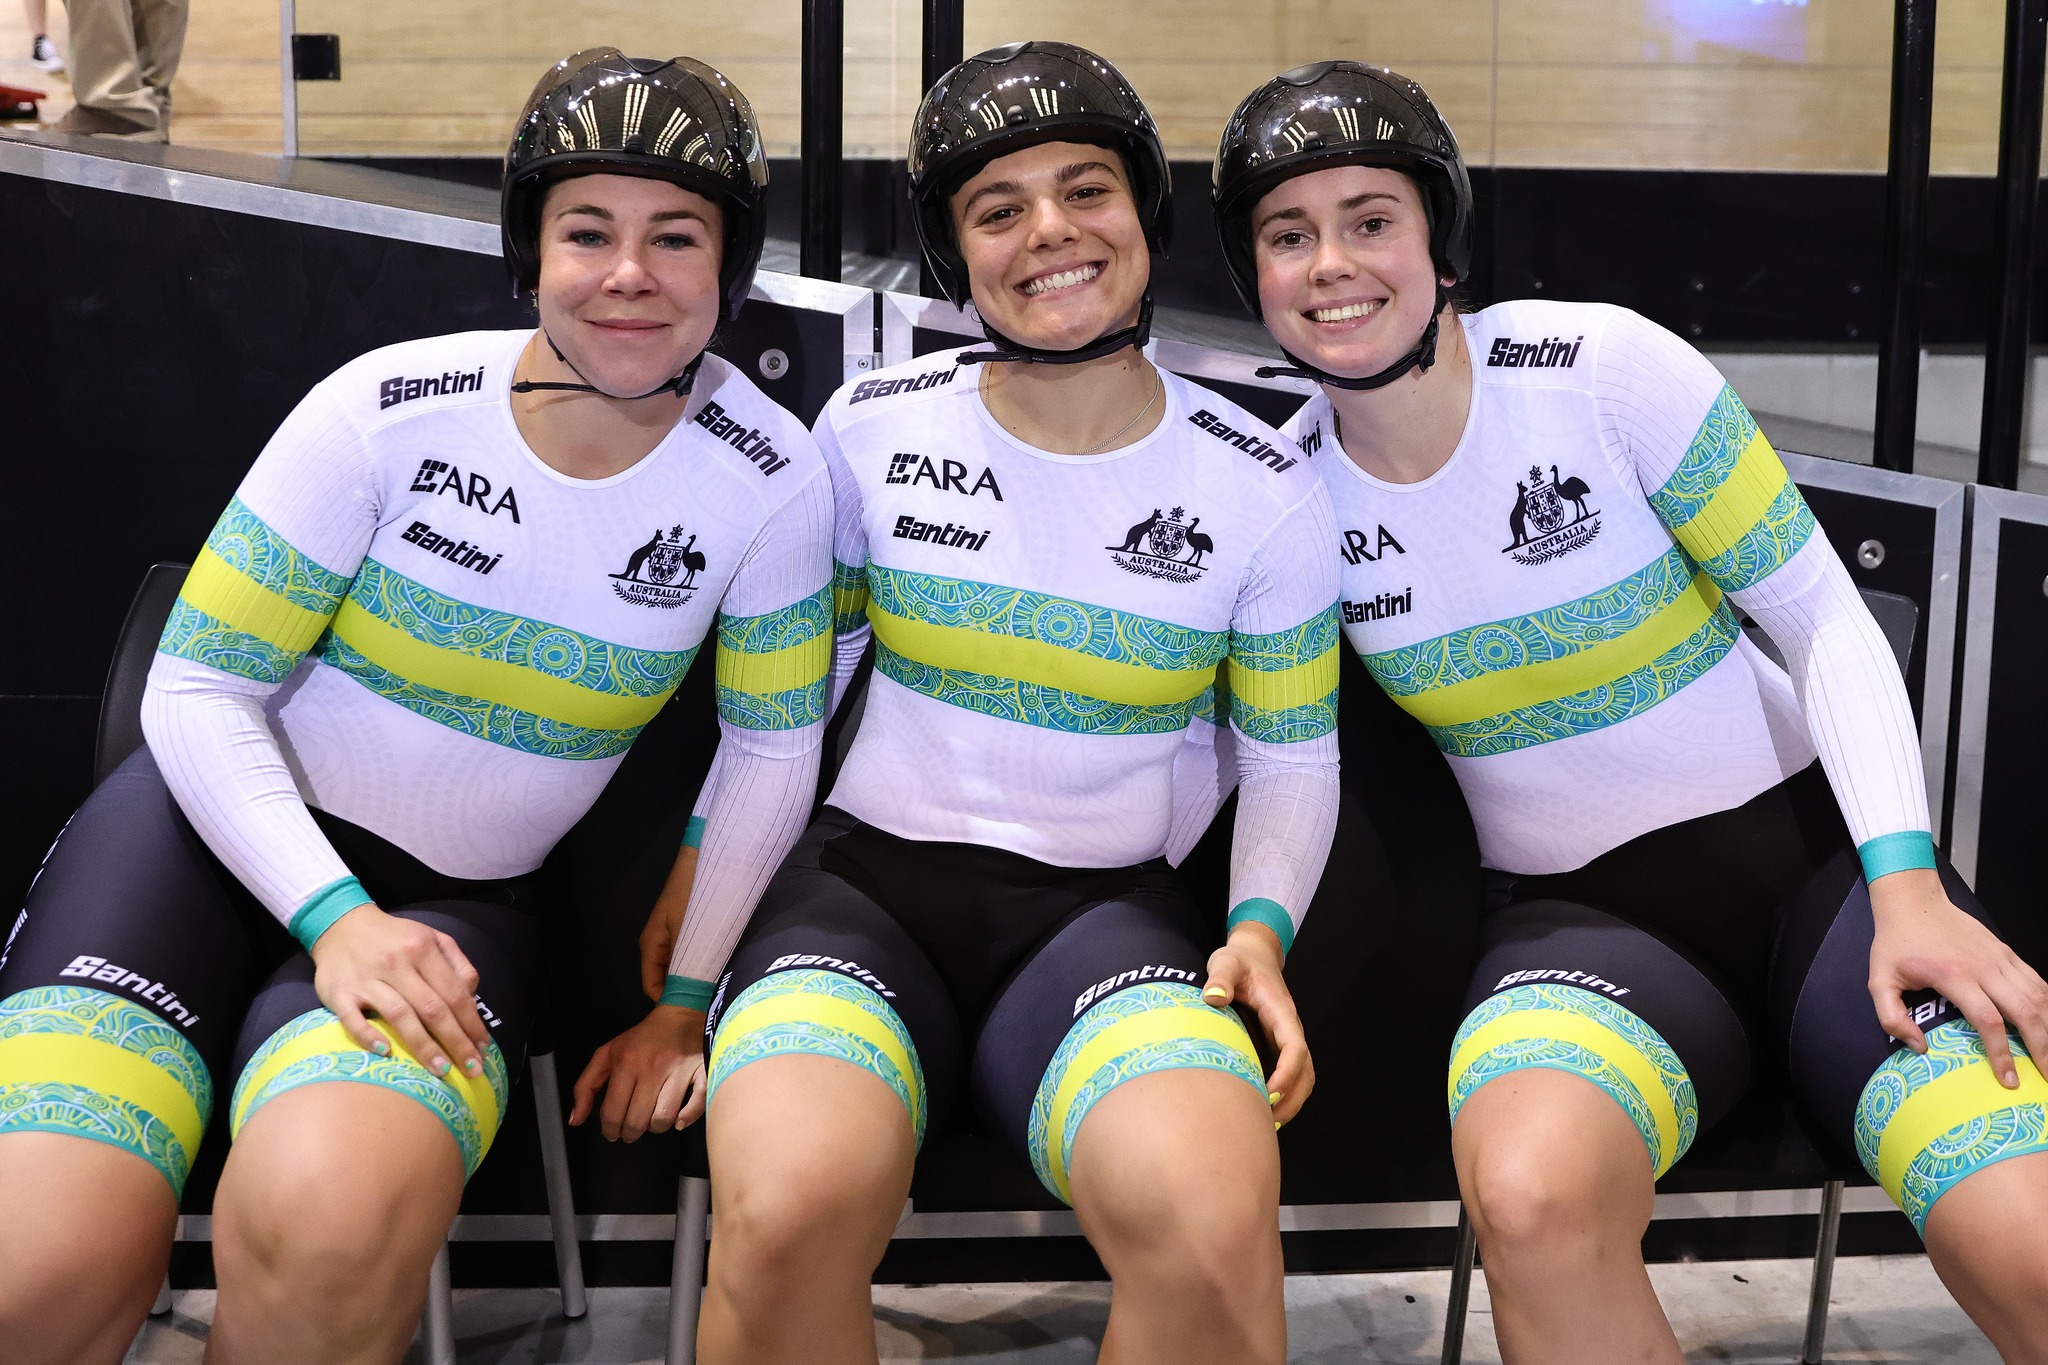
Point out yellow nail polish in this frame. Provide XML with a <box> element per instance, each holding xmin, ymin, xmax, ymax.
<box><xmin>1203</xmin><ymin>986</ymin><xmax>1228</xmax><ymax>1001</ymax></box>
<box><xmin>1268</xmin><ymin>1091</ymin><xmax>1283</xmax><ymax>1106</ymax></box>
<box><xmin>1274</xmin><ymin>1120</ymin><xmax>1283</xmax><ymax>1131</ymax></box>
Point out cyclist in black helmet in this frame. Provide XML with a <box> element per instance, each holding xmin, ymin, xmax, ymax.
<box><xmin>665</xmin><ymin>42</ymin><xmax>1342</xmax><ymax>1364</ymax></box>
<box><xmin>0</xmin><ymin>50</ymin><xmax>832</xmax><ymax>1363</ymax></box>
<box><xmin>1207</xmin><ymin>61</ymin><xmax>2048</xmax><ymax>1364</ymax></box>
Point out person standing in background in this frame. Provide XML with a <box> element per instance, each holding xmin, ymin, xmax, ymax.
<box><xmin>50</xmin><ymin>0</ymin><xmax>182</xmax><ymax>140</ymax></box>
<box><xmin>26</xmin><ymin>0</ymin><xmax>63</xmax><ymax>71</ymax></box>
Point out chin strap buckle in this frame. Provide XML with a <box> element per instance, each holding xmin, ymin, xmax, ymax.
<box><xmin>956</xmin><ymin>295</ymin><xmax>1155</xmax><ymax>367</ymax></box>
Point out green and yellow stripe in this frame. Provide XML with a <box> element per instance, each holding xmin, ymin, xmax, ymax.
<box><xmin>158</xmin><ymin>498</ymin><xmax>351</xmax><ymax>684</ymax></box>
<box><xmin>319</xmin><ymin>559</ymin><xmax>696</xmax><ymax>760</ymax></box>
<box><xmin>1027</xmin><ymin>982</ymin><xmax>1264</xmax><ymax>1204</ymax></box>
<box><xmin>1649</xmin><ymin>385</ymin><xmax>1816</xmax><ymax>592</ymax></box>
<box><xmin>832</xmin><ymin>559</ymin><xmax>870</xmax><ymax>634</ymax></box>
<box><xmin>1449</xmin><ymin>983</ymin><xmax>1698</xmax><ymax>1178</ymax></box>
<box><xmin>1363</xmin><ymin>546</ymin><xmax>1739</xmax><ymax>758</ymax></box>
<box><xmin>0</xmin><ymin>986</ymin><xmax>214</xmax><ymax>1196</ymax></box>
<box><xmin>865</xmin><ymin>567</ymin><xmax>1227</xmax><ymax>736</ymax></box>
<box><xmin>715</xmin><ymin>586</ymin><xmax>832</xmax><ymax>731</ymax></box>
<box><xmin>708</xmin><ymin>969</ymin><xmax>926</xmax><ymax>1144</ymax></box>
<box><xmin>1225</xmin><ymin>608</ymin><xmax>1340</xmax><ymax>744</ymax></box>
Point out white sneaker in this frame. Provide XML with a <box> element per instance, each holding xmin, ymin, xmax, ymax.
<box><xmin>31</xmin><ymin>35</ymin><xmax>64</xmax><ymax>72</ymax></box>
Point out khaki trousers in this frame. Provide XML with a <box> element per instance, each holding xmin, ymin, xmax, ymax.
<box><xmin>62</xmin><ymin>0</ymin><xmax>187</xmax><ymax>131</ymax></box>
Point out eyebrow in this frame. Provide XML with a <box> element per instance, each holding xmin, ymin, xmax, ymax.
<box><xmin>959</xmin><ymin>160</ymin><xmax>1118</xmax><ymax>218</ymax></box>
<box><xmin>1254</xmin><ymin>190</ymin><xmax>1400</xmax><ymax>234</ymax></box>
<box><xmin>552</xmin><ymin>204</ymin><xmax>708</xmax><ymax>225</ymax></box>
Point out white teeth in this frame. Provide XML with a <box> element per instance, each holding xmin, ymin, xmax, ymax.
<box><xmin>1309</xmin><ymin>302</ymin><xmax>1381</xmax><ymax>323</ymax></box>
<box><xmin>1023</xmin><ymin>263</ymin><xmax>1102</xmax><ymax>296</ymax></box>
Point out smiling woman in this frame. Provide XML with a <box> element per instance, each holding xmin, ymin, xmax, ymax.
<box><xmin>0</xmin><ymin>48</ymin><xmax>835</xmax><ymax>1365</ymax></box>
<box><xmin>677</xmin><ymin>39</ymin><xmax>1357</xmax><ymax>1365</ymax></box>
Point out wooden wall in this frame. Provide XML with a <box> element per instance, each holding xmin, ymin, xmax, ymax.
<box><xmin>0</xmin><ymin>1</ymin><xmax>2034</xmax><ymax>173</ymax></box>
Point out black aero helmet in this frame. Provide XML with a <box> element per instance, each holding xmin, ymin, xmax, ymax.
<box><xmin>910</xmin><ymin>41</ymin><xmax>1170</xmax><ymax>362</ymax></box>
<box><xmin>1212</xmin><ymin>61</ymin><xmax>1471</xmax><ymax>321</ymax></box>
<box><xmin>502</xmin><ymin>48</ymin><xmax>770</xmax><ymax>322</ymax></box>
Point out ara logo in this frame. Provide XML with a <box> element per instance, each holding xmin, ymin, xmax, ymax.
<box><xmin>409</xmin><ymin>459</ymin><xmax>522</xmax><ymax>523</ymax></box>
<box><xmin>885</xmin><ymin>453</ymin><xmax>1004</xmax><ymax>500</ymax></box>
<box><xmin>1505</xmin><ymin>464</ymin><xmax>1601</xmax><ymax>565</ymax></box>
<box><xmin>379</xmin><ymin>366</ymin><xmax>485</xmax><ymax>409</ymax></box>
<box><xmin>1341</xmin><ymin>524</ymin><xmax>1405</xmax><ymax>565</ymax></box>
<box><xmin>1189</xmin><ymin>409</ymin><xmax>1297</xmax><ymax>473</ymax></box>
<box><xmin>1343</xmin><ymin>590</ymin><xmax>1412</xmax><ymax>625</ymax></box>
<box><xmin>1486</xmin><ymin>335</ymin><xmax>1583</xmax><ymax>370</ymax></box>
<box><xmin>849</xmin><ymin>367</ymin><xmax>957</xmax><ymax>403</ymax></box>
<box><xmin>401</xmin><ymin>520</ymin><xmax>501</xmax><ymax>576</ymax></box>
<box><xmin>611</xmin><ymin>524</ymin><xmax>706</xmax><ymax>609</ymax></box>
<box><xmin>1108</xmin><ymin>506</ymin><xmax>1213</xmax><ymax>584</ymax></box>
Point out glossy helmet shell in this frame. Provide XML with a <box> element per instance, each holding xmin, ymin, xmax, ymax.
<box><xmin>501</xmin><ymin>48</ymin><xmax>770</xmax><ymax>322</ymax></box>
<box><xmin>909</xmin><ymin>41</ymin><xmax>1171</xmax><ymax>309</ymax></box>
<box><xmin>1211</xmin><ymin>61</ymin><xmax>1471</xmax><ymax>319</ymax></box>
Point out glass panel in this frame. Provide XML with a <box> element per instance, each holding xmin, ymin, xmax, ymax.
<box><xmin>289</xmin><ymin>0</ymin><xmax>802</xmax><ymax>158</ymax></box>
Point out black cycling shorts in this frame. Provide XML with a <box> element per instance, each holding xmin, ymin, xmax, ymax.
<box><xmin>1449</xmin><ymin>764</ymin><xmax>2048</xmax><ymax>1234</ymax></box>
<box><xmin>703</xmin><ymin>808</ymin><xmax>1267</xmax><ymax>1205</ymax></box>
<box><xmin>0</xmin><ymin>748</ymin><xmax>540</xmax><ymax>1198</ymax></box>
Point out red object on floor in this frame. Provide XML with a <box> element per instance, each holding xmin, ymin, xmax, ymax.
<box><xmin>0</xmin><ymin>83</ymin><xmax>47</xmax><ymax>120</ymax></box>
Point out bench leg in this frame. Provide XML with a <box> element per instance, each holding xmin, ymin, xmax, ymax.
<box><xmin>150</xmin><ymin>1274</ymin><xmax>172</xmax><ymax>1316</ymax></box>
<box><xmin>668</xmin><ymin>1175</ymin><xmax>711</xmax><ymax>1365</ymax></box>
<box><xmin>1441</xmin><ymin>1207</ymin><xmax>1477</xmax><ymax>1365</ymax></box>
<box><xmin>529</xmin><ymin>1051</ymin><xmax>589</xmax><ymax>1320</ymax></box>
<box><xmin>1802</xmin><ymin>1179</ymin><xmax>1845</xmax><ymax>1364</ymax></box>
<box><xmin>422</xmin><ymin>1242</ymin><xmax>457</xmax><ymax>1365</ymax></box>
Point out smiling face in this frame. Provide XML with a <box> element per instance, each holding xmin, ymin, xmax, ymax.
<box><xmin>948</xmin><ymin>139</ymin><xmax>1150</xmax><ymax>351</ymax></box>
<box><xmin>1251</xmin><ymin>163</ymin><xmax>1449</xmax><ymax>379</ymax></box>
<box><xmin>534</xmin><ymin>173</ymin><xmax>724</xmax><ymax>397</ymax></box>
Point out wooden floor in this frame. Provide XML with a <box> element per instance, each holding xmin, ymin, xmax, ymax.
<box><xmin>0</xmin><ymin>0</ymin><xmax>2035</xmax><ymax>172</ymax></box>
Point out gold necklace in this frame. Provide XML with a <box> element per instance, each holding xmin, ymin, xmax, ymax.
<box><xmin>981</xmin><ymin>364</ymin><xmax>1162</xmax><ymax>456</ymax></box>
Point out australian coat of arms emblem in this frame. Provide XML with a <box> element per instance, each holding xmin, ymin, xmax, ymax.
<box><xmin>1504</xmin><ymin>465</ymin><xmax>1600</xmax><ymax>565</ymax></box>
<box><xmin>611</xmin><ymin>525</ymin><xmax>706</xmax><ymax>609</ymax></box>
<box><xmin>1108</xmin><ymin>506</ymin><xmax>1213</xmax><ymax>583</ymax></box>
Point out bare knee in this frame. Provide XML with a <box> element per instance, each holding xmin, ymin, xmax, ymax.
<box><xmin>711</xmin><ymin>1159</ymin><xmax>904</xmax><ymax>1319</ymax></box>
<box><xmin>1082</xmin><ymin>1141</ymin><xmax>1280</xmax><ymax>1308</ymax></box>
<box><xmin>216</xmin><ymin>1153</ymin><xmax>453</xmax><ymax>1316</ymax></box>
<box><xmin>1464</xmin><ymin>1132</ymin><xmax>1648</xmax><ymax>1267</ymax></box>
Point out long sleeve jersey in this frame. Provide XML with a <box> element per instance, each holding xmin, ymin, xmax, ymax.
<box><xmin>1285</xmin><ymin>301</ymin><xmax>1932</xmax><ymax>883</ymax></box>
<box><xmin>811</xmin><ymin>355</ymin><xmax>1342</xmax><ymax>952</ymax></box>
<box><xmin>142</xmin><ymin>330</ymin><xmax>832</xmax><ymax>994</ymax></box>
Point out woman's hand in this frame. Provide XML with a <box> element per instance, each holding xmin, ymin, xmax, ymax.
<box><xmin>570</xmin><ymin>1005</ymin><xmax>709</xmax><ymax>1141</ymax></box>
<box><xmin>309</xmin><ymin>903</ymin><xmax>491</xmax><ymax>1079</ymax></box>
<box><xmin>639</xmin><ymin>845</ymin><xmax>699</xmax><ymax>1002</ymax></box>
<box><xmin>1869</xmin><ymin>868</ymin><xmax>2048</xmax><ymax>1089</ymax></box>
<box><xmin>1202</xmin><ymin>922</ymin><xmax>1314</xmax><ymax>1125</ymax></box>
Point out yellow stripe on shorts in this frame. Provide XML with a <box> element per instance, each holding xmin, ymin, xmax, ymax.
<box><xmin>230</xmin><ymin>1016</ymin><xmax>501</xmax><ymax>1142</ymax></box>
<box><xmin>0</xmin><ymin>1032</ymin><xmax>206</xmax><ymax>1161</ymax></box>
<box><xmin>1039</xmin><ymin>1005</ymin><xmax>1257</xmax><ymax>1202</ymax></box>
<box><xmin>1875</xmin><ymin>1056</ymin><xmax>2048</xmax><ymax>1205</ymax></box>
<box><xmin>1450</xmin><ymin>1007</ymin><xmax>1685</xmax><ymax>1175</ymax></box>
<box><xmin>711</xmin><ymin>991</ymin><xmax>920</xmax><ymax>1107</ymax></box>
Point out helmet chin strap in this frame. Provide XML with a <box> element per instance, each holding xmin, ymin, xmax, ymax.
<box><xmin>510</xmin><ymin>330</ymin><xmax>706</xmax><ymax>401</ymax></box>
<box><xmin>1255</xmin><ymin>288</ymin><xmax>1447</xmax><ymax>391</ymax></box>
<box><xmin>955</xmin><ymin>295</ymin><xmax>1154</xmax><ymax>366</ymax></box>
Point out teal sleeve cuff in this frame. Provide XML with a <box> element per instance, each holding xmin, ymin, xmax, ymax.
<box><xmin>660</xmin><ymin>975</ymin><xmax>717</xmax><ymax>1011</ymax></box>
<box><xmin>683</xmin><ymin>816</ymin><xmax>706</xmax><ymax>850</ymax></box>
<box><xmin>1226</xmin><ymin>897</ymin><xmax>1296</xmax><ymax>958</ymax></box>
<box><xmin>288</xmin><ymin>876</ymin><xmax>372</xmax><ymax>951</ymax></box>
<box><xmin>1859</xmin><ymin>830</ymin><xmax>1938</xmax><ymax>883</ymax></box>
